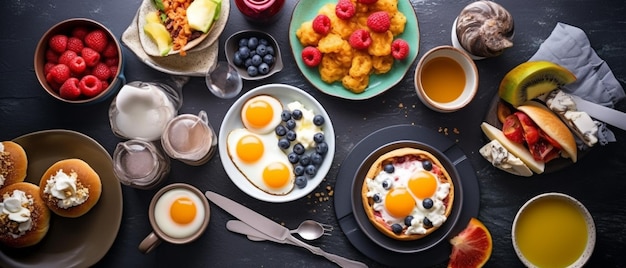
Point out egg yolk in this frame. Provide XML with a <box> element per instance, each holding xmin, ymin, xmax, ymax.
<box><xmin>262</xmin><ymin>162</ymin><xmax>291</xmax><ymax>189</ymax></box>
<box><xmin>384</xmin><ymin>188</ymin><xmax>416</xmax><ymax>218</ymax></box>
<box><xmin>408</xmin><ymin>170</ymin><xmax>438</xmax><ymax>199</ymax></box>
<box><xmin>236</xmin><ymin>134</ymin><xmax>264</xmax><ymax>163</ymax></box>
<box><xmin>170</xmin><ymin>197</ymin><xmax>197</xmax><ymax>225</ymax></box>
<box><xmin>245</xmin><ymin>100</ymin><xmax>274</xmax><ymax>128</ymax></box>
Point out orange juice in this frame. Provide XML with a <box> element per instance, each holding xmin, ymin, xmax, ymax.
<box><xmin>421</xmin><ymin>57</ymin><xmax>466</xmax><ymax>103</ymax></box>
<box><xmin>514</xmin><ymin>197</ymin><xmax>589</xmax><ymax>267</ymax></box>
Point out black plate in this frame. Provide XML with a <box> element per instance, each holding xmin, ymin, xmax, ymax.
<box><xmin>351</xmin><ymin>141</ymin><xmax>463</xmax><ymax>254</ymax></box>
<box><xmin>334</xmin><ymin>125</ymin><xmax>480</xmax><ymax>267</ymax></box>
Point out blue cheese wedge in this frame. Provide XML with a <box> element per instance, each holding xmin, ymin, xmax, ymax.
<box><xmin>480</xmin><ymin>139</ymin><xmax>533</xmax><ymax>177</ymax></box>
<box><xmin>545</xmin><ymin>90</ymin><xmax>599</xmax><ymax>147</ymax></box>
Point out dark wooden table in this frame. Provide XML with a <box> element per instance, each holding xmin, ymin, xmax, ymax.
<box><xmin>1</xmin><ymin>0</ymin><xmax>625</xmax><ymax>267</ymax></box>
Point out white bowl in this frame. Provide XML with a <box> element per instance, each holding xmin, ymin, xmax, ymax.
<box><xmin>414</xmin><ymin>45</ymin><xmax>478</xmax><ymax>113</ymax></box>
<box><xmin>218</xmin><ymin>84</ymin><xmax>335</xmax><ymax>203</ymax></box>
<box><xmin>512</xmin><ymin>193</ymin><xmax>595</xmax><ymax>268</ymax></box>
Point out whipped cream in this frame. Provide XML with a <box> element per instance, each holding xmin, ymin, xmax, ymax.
<box><xmin>0</xmin><ymin>190</ymin><xmax>33</xmax><ymax>238</ymax></box>
<box><xmin>43</xmin><ymin>169</ymin><xmax>89</xmax><ymax>209</ymax></box>
<box><xmin>286</xmin><ymin>101</ymin><xmax>322</xmax><ymax>149</ymax></box>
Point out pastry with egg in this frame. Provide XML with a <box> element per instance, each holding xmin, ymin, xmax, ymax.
<box><xmin>39</xmin><ymin>158</ymin><xmax>102</xmax><ymax>218</ymax></box>
<box><xmin>362</xmin><ymin>148</ymin><xmax>454</xmax><ymax>240</ymax></box>
<box><xmin>0</xmin><ymin>182</ymin><xmax>51</xmax><ymax>248</ymax></box>
<box><xmin>0</xmin><ymin>141</ymin><xmax>28</xmax><ymax>190</ymax></box>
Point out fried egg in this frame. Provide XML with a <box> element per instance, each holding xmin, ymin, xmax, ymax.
<box><xmin>367</xmin><ymin>158</ymin><xmax>451</xmax><ymax>235</ymax></box>
<box><xmin>226</xmin><ymin>128</ymin><xmax>294</xmax><ymax>195</ymax></box>
<box><xmin>240</xmin><ymin>95</ymin><xmax>283</xmax><ymax>134</ymax></box>
<box><xmin>154</xmin><ymin>188</ymin><xmax>206</xmax><ymax>239</ymax></box>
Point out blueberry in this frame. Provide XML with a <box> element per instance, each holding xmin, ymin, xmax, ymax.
<box><xmin>391</xmin><ymin>223</ymin><xmax>403</xmax><ymax>234</ymax></box>
<box><xmin>256</xmin><ymin>44</ymin><xmax>267</xmax><ymax>56</ymax></box>
<box><xmin>278</xmin><ymin>138</ymin><xmax>290</xmax><ymax>149</ymax></box>
<box><xmin>315</xmin><ymin>142</ymin><xmax>328</xmax><ymax>155</ymax></box>
<box><xmin>299</xmin><ymin>154</ymin><xmax>311</xmax><ymax>166</ymax></box>
<box><xmin>305</xmin><ymin>164</ymin><xmax>317</xmax><ymax>176</ymax></box>
<box><xmin>247</xmin><ymin>37</ymin><xmax>259</xmax><ymax>49</ymax></box>
<box><xmin>249</xmin><ymin>50</ymin><xmax>256</xmax><ymax>57</ymax></box>
<box><xmin>373</xmin><ymin>193</ymin><xmax>382</xmax><ymax>203</ymax></box>
<box><xmin>372</xmin><ymin>193</ymin><xmax>383</xmax><ymax>203</ymax></box>
<box><xmin>295</xmin><ymin>176</ymin><xmax>307</xmax><ymax>189</ymax></box>
<box><xmin>383</xmin><ymin>164</ymin><xmax>395</xmax><ymax>174</ymax></box>
<box><xmin>286</xmin><ymin>130</ymin><xmax>297</xmax><ymax>141</ymax></box>
<box><xmin>404</xmin><ymin>215</ymin><xmax>414</xmax><ymax>226</ymax></box>
<box><xmin>310</xmin><ymin>152</ymin><xmax>323</xmax><ymax>165</ymax></box>
<box><xmin>281</xmin><ymin>110</ymin><xmax>291</xmax><ymax>121</ymax></box>
<box><xmin>382</xmin><ymin>179</ymin><xmax>392</xmax><ymax>190</ymax></box>
<box><xmin>422</xmin><ymin>160</ymin><xmax>433</xmax><ymax>171</ymax></box>
<box><xmin>238</xmin><ymin>46</ymin><xmax>250</xmax><ymax>59</ymax></box>
<box><xmin>313</xmin><ymin>115</ymin><xmax>325</xmax><ymax>126</ymax></box>
<box><xmin>422</xmin><ymin>198</ymin><xmax>434</xmax><ymax>209</ymax></box>
<box><xmin>263</xmin><ymin>54</ymin><xmax>274</xmax><ymax>65</ymax></box>
<box><xmin>275</xmin><ymin>125</ymin><xmax>287</xmax><ymax>136</ymax></box>
<box><xmin>286</xmin><ymin>119</ymin><xmax>296</xmax><ymax>130</ymax></box>
<box><xmin>288</xmin><ymin>152</ymin><xmax>299</xmax><ymax>164</ymax></box>
<box><xmin>238</xmin><ymin>38</ymin><xmax>249</xmax><ymax>47</ymax></box>
<box><xmin>251</xmin><ymin>54</ymin><xmax>262</xmax><ymax>66</ymax></box>
<box><xmin>244</xmin><ymin>58</ymin><xmax>253</xmax><ymax>67</ymax></box>
<box><xmin>233</xmin><ymin>52</ymin><xmax>244</xmax><ymax>66</ymax></box>
<box><xmin>258</xmin><ymin>63</ymin><xmax>270</xmax><ymax>75</ymax></box>
<box><xmin>313</xmin><ymin>132</ymin><xmax>324</xmax><ymax>143</ymax></box>
<box><xmin>247</xmin><ymin>65</ymin><xmax>258</xmax><ymax>76</ymax></box>
<box><xmin>266</xmin><ymin>46</ymin><xmax>275</xmax><ymax>56</ymax></box>
<box><xmin>423</xmin><ymin>217</ymin><xmax>433</xmax><ymax>228</ymax></box>
<box><xmin>294</xmin><ymin>165</ymin><xmax>305</xmax><ymax>176</ymax></box>
<box><xmin>291</xmin><ymin>109</ymin><xmax>303</xmax><ymax>120</ymax></box>
<box><xmin>293</xmin><ymin>143</ymin><xmax>305</xmax><ymax>155</ymax></box>
<box><xmin>259</xmin><ymin>38</ymin><xmax>269</xmax><ymax>46</ymax></box>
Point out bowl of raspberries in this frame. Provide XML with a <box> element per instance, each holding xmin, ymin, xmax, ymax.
<box><xmin>34</xmin><ymin>18</ymin><xmax>125</xmax><ymax>104</ymax></box>
<box><xmin>225</xmin><ymin>30</ymin><xmax>283</xmax><ymax>80</ymax></box>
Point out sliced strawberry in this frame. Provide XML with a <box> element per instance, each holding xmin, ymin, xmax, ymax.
<box><xmin>502</xmin><ymin>115</ymin><xmax>524</xmax><ymax>144</ymax></box>
<box><xmin>514</xmin><ymin>112</ymin><xmax>539</xmax><ymax>145</ymax></box>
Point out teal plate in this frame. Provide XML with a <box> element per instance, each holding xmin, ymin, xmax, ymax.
<box><xmin>289</xmin><ymin>0</ymin><xmax>420</xmax><ymax>100</ymax></box>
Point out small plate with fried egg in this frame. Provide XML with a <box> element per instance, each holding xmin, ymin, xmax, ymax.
<box><xmin>218</xmin><ymin>84</ymin><xmax>335</xmax><ymax>203</ymax></box>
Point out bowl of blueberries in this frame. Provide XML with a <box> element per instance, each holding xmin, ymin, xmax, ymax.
<box><xmin>225</xmin><ymin>30</ymin><xmax>283</xmax><ymax>80</ymax></box>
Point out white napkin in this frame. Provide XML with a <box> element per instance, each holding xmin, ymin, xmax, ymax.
<box><xmin>529</xmin><ymin>22</ymin><xmax>625</xmax><ymax>147</ymax></box>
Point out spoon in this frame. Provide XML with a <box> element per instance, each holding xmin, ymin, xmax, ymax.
<box><xmin>289</xmin><ymin>220</ymin><xmax>333</xmax><ymax>240</ymax></box>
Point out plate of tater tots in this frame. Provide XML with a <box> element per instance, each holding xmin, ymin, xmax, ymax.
<box><xmin>290</xmin><ymin>0</ymin><xmax>419</xmax><ymax>100</ymax></box>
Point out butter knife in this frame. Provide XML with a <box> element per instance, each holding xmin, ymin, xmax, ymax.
<box><xmin>227</xmin><ymin>220</ymin><xmax>289</xmax><ymax>243</ymax></box>
<box><xmin>570</xmin><ymin>95</ymin><xmax>626</xmax><ymax>131</ymax></box>
<box><xmin>205</xmin><ymin>191</ymin><xmax>368</xmax><ymax>268</ymax></box>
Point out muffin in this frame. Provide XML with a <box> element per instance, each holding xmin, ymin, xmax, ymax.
<box><xmin>39</xmin><ymin>159</ymin><xmax>102</xmax><ymax>218</ymax></box>
<box><xmin>0</xmin><ymin>141</ymin><xmax>28</xmax><ymax>189</ymax></box>
<box><xmin>361</xmin><ymin>148</ymin><xmax>454</xmax><ymax>240</ymax></box>
<box><xmin>0</xmin><ymin>182</ymin><xmax>51</xmax><ymax>248</ymax></box>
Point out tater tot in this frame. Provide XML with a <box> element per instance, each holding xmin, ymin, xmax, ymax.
<box><xmin>342</xmin><ymin>74</ymin><xmax>369</xmax><ymax>93</ymax></box>
<box><xmin>297</xmin><ymin>21</ymin><xmax>323</xmax><ymax>46</ymax></box>
<box><xmin>372</xmin><ymin>55</ymin><xmax>394</xmax><ymax>74</ymax></box>
<box><xmin>389</xmin><ymin>12</ymin><xmax>407</xmax><ymax>36</ymax></box>
<box><xmin>349</xmin><ymin>52</ymin><xmax>373</xmax><ymax>77</ymax></box>
<box><xmin>319</xmin><ymin>53</ymin><xmax>347</xmax><ymax>83</ymax></box>
<box><xmin>318</xmin><ymin>33</ymin><xmax>346</xmax><ymax>53</ymax></box>
<box><xmin>368</xmin><ymin>31</ymin><xmax>393</xmax><ymax>56</ymax></box>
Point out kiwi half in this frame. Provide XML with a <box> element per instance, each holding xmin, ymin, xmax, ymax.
<box><xmin>498</xmin><ymin>61</ymin><xmax>576</xmax><ymax>107</ymax></box>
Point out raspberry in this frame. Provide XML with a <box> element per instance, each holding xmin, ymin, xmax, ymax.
<box><xmin>79</xmin><ymin>75</ymin><xmax>104</xmax><ymax>97</ymax></box>
<box><xmin>84</xmin><ymin>29</ymin><xmax>109</xmax><ymax>53</ymax></box>
<box><xmin>335</xmin><ymin>0</ymin><xmax>356</xmax><ymax>20</ymax></box>
<box><xmin>349</xmin><ymin>29</ymin><xmax>372</xmax><ymax>50</ymax></box>
<box><xmin>66</xmin><ymin>37</ymin><xmax>84</xmax><ymax>53</ymax></box>
<box><xmin>45</xmin><ymin>49</ymin><xmax>59</xmax><ymax>64</ymax></box>
<box><xmin>391</xmin><ymin>38</ymin><xmax>410</xmax><ymax>60</ymax></box>
<box><xmin>48</xmin><ymin>34</ymin><xmax>68</xmax><ymax>54</ymax></box>
<box><xmin>47</xmin><ymin>64</ymin><xmax>71</xmax><ymax>84</ymax></box>
<box><xmin>92</xmin><ymin>62</ymin><xmax>111</xmax><ymax>81</ymax></box>
<box><xmin>81</xmin><ymin>47</ymin><xmax>101</xmax><ymax>67</ymax></box>
<box><xmin>59</xmin><ymin>77</ymin><xmax>81</xmax><ymax>100</ymax></box>
<box><xmin>109</xmin><ymin>65</ymin><xmax>119</xmax><ymax>76</ymax></box>
<box><xmin>68</xmin><ymin>56</ymin><xmax>87</xmax><ymax>75</ymax></box>
<box><xmin>58</xmin><ymin>50</ymin><xmax>78</xmax><ymax>66</ymax></box>
<box><xmin>312</xmin><ymin>15</ymin><xmax>331</xmax><ymax>35</ymax></box>
<box><xmin>301</xmin><ymin>46</ymin><xmax>322</xmax><ymax>67</ymax></box>
<box><xmin>104</xmin><ymin>57</ymin><xmax>119</xmax><ymax>67</ymax></box>
<box><xmin>358</xmin><ymin>0</ymin><xmax>378</xmax><ymax>3</ymax></box>
<box><xmin>102</xmin><ymin>42</ymin><xmax>118</xmax><ymax>58</ymax></box>
<box><xmin>367</xmin><ymin>11</ymin><xmax>391</xmax><ymax>33</ymax></box>
<box><xmin>44</xmin><ymin>62</ymin><xmax>56</xmax><ymax>74</ymax></box>
<box><xmin>101</xmin><ymin>80</ymin><xmax>110</xmax><ymax>90</ymax></box>
<box><xmin>71</xmin><ymin>26</ymin><xmax>89</xmax><ymax>39</ymax></box>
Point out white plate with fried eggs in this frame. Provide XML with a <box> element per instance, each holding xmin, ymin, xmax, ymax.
<box><xmin>218</xmin><ymin>84</ymin><xmax>335</xmax><ymax>203</ymax></box>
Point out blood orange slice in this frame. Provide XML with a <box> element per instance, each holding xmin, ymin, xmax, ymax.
<box><xmin>448</xmin><ymin>218</ymin><xmax>493</xmax><ymax>268</ymax></box>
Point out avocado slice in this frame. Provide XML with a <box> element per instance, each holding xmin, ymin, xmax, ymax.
<box><xmin>187</xmin><ymin>0</ymin><xmax>220</xmax><ymax>33</ymax></box>
<box><xmin>143</xmin><ymin>22</ymin><xmax>172</xmax><ymax>56</ymax></box>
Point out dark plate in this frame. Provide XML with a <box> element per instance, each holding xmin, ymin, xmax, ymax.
<box><xmin>1</xmin><ymin>129</ymin><xmax>123</xmax><ymax>268</ymax></box>
<box><xmin>335</xmin><ymin>125</ymin><xmax>479</xmax><ymax>267</ymax></box>
<box><xmin>485</xmin><ymin>96</ymin><xmax>586</xmax><ymax>174</ymax></box>
<box><xmin>351</xmin><ymin>140</ymin><xmax>463</xmax><ymax>254</ymax></box>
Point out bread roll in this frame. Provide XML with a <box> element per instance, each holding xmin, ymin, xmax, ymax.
<box><xmin>361</xmin><ymin>148</ymin><xmax>454</xmax><ymax>240</ymax></box>
<box><xmin>0</xmin><ymin>141</ymin><xmax>28</xmax><ymax>189</ymax></box>
<box><xmin>517</xmin><ymin>101</ymin><xmax>577</xmax><ymax>162</ymax></box>
<box><xmin>39</xmin><ymin>159</ymin><xmax>102</xmax><ymax>218</ymax></box>
<box><xmin>0</xmin><ymin>182</ymin><xmax>50</xmax><ymax>248</ymax></box>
